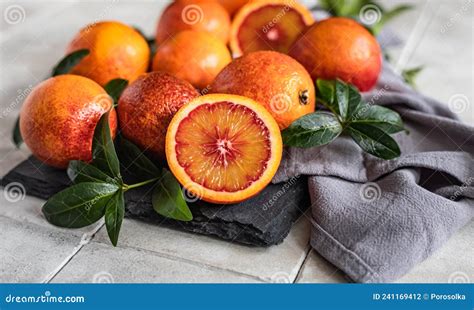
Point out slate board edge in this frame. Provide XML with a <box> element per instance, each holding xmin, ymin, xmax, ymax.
<box><xmin>1</xmin><ymin>158</ymin><xmax>309</xmax><ymax>247</ymax></box>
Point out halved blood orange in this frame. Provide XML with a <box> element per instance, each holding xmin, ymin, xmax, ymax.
<box><xmin>166</xmin><ymin>94</ymin><xmax>283</xmax><ymax>204</ymax></box>
<box><xmin>230</xmin><ymin>0</ymin><xmax>314</xmax><ymax>57</ymax></box>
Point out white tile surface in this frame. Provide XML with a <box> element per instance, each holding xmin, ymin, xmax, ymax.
<box><xmin>51</xmin><ymin>241</ymin><xmax>261</xmax><ymax>283</ymax></box>
<box><xmin>296</xmin><ymin>250</ymin><xmax>347</xmax><ymax>283</ymax></box>
<box><xmin>93</xmin><ymin>214</ymin><xmax>311</xmax><ymax>282</ymax></box>
<box><xmin>0</xmin><ymin>216</ymin><xmax>82</xmax><ymax>283</ymax></box>
<box><xmin>0</xmin><ymin>188</ymin><xmax>103</xmax><ymax>235</ymax></box>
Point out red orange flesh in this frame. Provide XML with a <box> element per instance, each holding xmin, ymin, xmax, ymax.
<box><xmin>230</xmin><ymin>0</ymin><xmax>314</xmax><ymax>57</ymax></box>
<box><xmin>166</xmin><ymin>94</ymin><xmax>283</xmax><ymax>204</ymax></box>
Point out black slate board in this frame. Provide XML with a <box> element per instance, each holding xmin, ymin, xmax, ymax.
<box><xmin>1</xmin><ymin>157</ymin><xmax>309</xmax><ymax>246</ymax></box>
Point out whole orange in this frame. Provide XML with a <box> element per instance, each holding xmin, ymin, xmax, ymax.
<box><xmin>66</xmin><ymin>21</ymin><xmax>150</xmax><ymax>86</ymax></box>
<box><xmin>289</xmin><ymin>17</ymin><xmax>382</xmax><ymax>91</ymax></box>
<box><xmin>117</xmin><ymin>72</ymin><xmax>199</xmax><ymax>161</ymax></box>
<box><xmin>152</xmin><ymin>30</ymin><xmax>231</xmax><ymax>90</ymax></box>
<box><xmin>20</xmin><ymin>75</ymin><xmax>117</xmax><ymax>169</ymax></box>
<box><xmin>211</xmin><ymin>51</ymin><xmax>315</xmax><ymax>129</ymax></box>
<box><xmin>156</xmin><ymin>0</ymin><xmax>230</xmax><ymax>45</ymax></box>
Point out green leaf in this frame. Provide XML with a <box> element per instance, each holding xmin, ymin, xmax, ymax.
<box><xmin>104</xmin><ymin>79</ymin><xmax>128</xmax><ymax>106</ymax></box>
<box><xmin>352</xmin><ymin>104</ymin><xmax>405</xmax><ymax>134</ymax></box>
<box><xmin>42</xmin><ymin>182</ymin><xmax>120</xmax><ymax>228</ymax></box>
<box><xmin>372</xmin><ymin>4</ymin><xmax>413</xmax><ymax>35</ymax></box>
<box><xmin>402</xmin><ymin>66</ymin><xmax>423</xmax><ymax>89</ymax></box>
<box><xmin>347</xmin><ymin>84</ymin><xmax>362</xmax><ymax>119</ymax></box>
<box><xmin>104</xmin><ymin>190</ymin><xmax>125</xmax><ymax>246</ymax></box>
<box><xmin>282</xmin><ymin>112</ymin><xmax>343</xmax><ymax>148</ymax></box>
<box><xmin>335</xmin><ymin>80</ymin><xmax>349</xmax><ymax>119</ymax></box>
<box><xmin>118</xmin><ymin>137</ymin><xmax>161</xmax><ymax>179</ymax></box>
<box><xmin>316</xmin><ymin>79</ymin><xmax>336</xmax><ymax>110</ymax></box>
<box><xmin>316</xmin><ymin>79</ymin><xmax>362</xmax><ymax>121</ymax></box>
<box><xmin>51</xmin><ymin>49</ymin><xmax>90</xmax><ymax>77</ymax></box>
<box><xmin>92</xmin><ymin>112</ymin><xmax>121</xmax><ymax>181</ymax></box>
<box><xmin>67</xmin><ymin>160</ymin><xmax>118</xmax><ymax>184</ymax></box>
<box><xmin>152</xmin><ymin>169</ymin><xmax>193</xmax><ymax>222</ymax></box>
<box><xmin>319</xmin><ymin>0</ymin><xmax>367</xmax><ymax>16</ymax></box>
<box><xmin>12</xmin><ymin>116</ymin><xmax>23</xmax><ymax>148</ymax></box>
<box><xmin>347</xmin><ymin>123</ymin><xmax>401</xmax><ymax>159</ymax></box>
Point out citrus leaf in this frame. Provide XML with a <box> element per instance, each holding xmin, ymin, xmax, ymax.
<box><xmin>282</xmin><ymin>112</ymin><xmax>343</xmax><ymax>148</ymax></box>
<box><xmin>92</xmin><ymin>112</ymin><xmax>121</xmax><ymax>181</ymax></box>
<box><xmin>67</xmin><ymin>160</ymin><xmax>118</xmax><ymax>184</ymax></box>
<box><xmin>105</xmin><ymin>190</ymin><xmax>125</xmax><ymax>246</ymax></box>
<box><xmin>319</xmin><ymin>0</ymin><xmax>367</xmax><ymax>16</ymax></box>
<box><xmin>335</xmin><ymin>80</ymin><xmax>349</xmax><ymax>119</ymax></box>
<box><xmin>12</xmin><ymin>116</ymin><xmax>23</xmax><ymax>148</ymax></box>
<box><xmin>402</xmin><ymin>66</ymin><xmax>423</xmax><ymax>89</ymax></box>
<box><xmin>347</xmin><ymin>123</ymin><xmax>401</xmax><ymax>159</ymax></box>
<box><xmin>42</xmin><ymin>182</ymin><xmax>119</xmax><ymax>228</ymax></box>
<box><xmin>316</xmin><ymin>79</ymin><xmax>362</xmax><ymax>120</ymax></box>
<box><xmin>352</xmin><ymin>104</ymin><xmax>405</xmax><ymax>134</ymax></box>
<box><xmin>152</xmin><ymin>169</ymin><xmax>193</xmax><ymax>222</ymax></box>
<box><xmin>346</xmin><ymin>83</ymin><xmax>362</xmax><ymax>119</ymax></box>
<box><xmin>51</xmin><ymin>49</ymin><xmax>89</xmax><ymax>77</ymax></box>
<box><xmin>316</xmin><ymin>79</ymin><xmax>336</xmax><ymax>112</ymax></box>
<box><xmin>118</xmin><ymin>137</ymin><xmax>161</xmax><ymax>179</ymax></box>
<box><xmin>104</xmin><ymin>79</ymin><xmax>128</xmax><ymax>106</ymax></box>
<box><xmin>316</xmin><ymin>79</ymin><xmax>335</xmax><ymax>104</ymax></box>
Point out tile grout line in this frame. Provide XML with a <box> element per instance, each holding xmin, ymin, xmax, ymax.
<box><xmin>92</xmin><ymin>240</ymin><xmax>267</xmax><ymax>283</ymax></box>
<box><xmin>42</xmin><ymin>220</ymin><xmax>105</xmax><ymax>283</ymax></box>
<box><xmin>293</xmin><ymin>246</ymin><xmax>312</xmax><ymax>283</ymax></box>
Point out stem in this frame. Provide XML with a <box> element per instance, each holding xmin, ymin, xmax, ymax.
<box><xmin>123</xmin><ymin>177</ymin><xmax>160</xmax><ymax>192</ymax></box>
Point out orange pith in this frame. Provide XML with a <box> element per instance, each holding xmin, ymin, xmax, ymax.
<box><xmin>230</xmin><ymin>0</ymin><xmax>314</xmax><ymax>57</ymax></box>
<box><xmin>166</xmin><ymin>94</ymin><xmax>282</xmax><ymax>204</ymax></box>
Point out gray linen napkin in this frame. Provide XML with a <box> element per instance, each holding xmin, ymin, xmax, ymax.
<box><xmin>273</xmin><ymin>62</ymin><xmax>474</xmax><ymax>283</ymax></box>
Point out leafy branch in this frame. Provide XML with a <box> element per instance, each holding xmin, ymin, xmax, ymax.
<box><xmin>282</xmin><ymin>79</ymin><xmax>406</xmax><ymax>160</ymax></box>
<box><xmin>316</xmin><ymin>0</ymin><xmax>413</xmax><ymax>35</ymax></box>
<box><xmin>42</xmin><ymin>95</ymin><xmax>192</xmax><ymax>247</ymax></box>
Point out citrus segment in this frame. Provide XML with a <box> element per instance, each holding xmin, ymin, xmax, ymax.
<box><xmin>230</xmin><ymin>0</ymin><xmax>314</xmax><ymax>57</ymax></box>
<box><xmin>166</xmin><ymin>94</ymin><xmax>283</xmax><ymax>204</ymax></box>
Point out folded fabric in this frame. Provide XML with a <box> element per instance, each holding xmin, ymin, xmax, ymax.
<box><xmin>273</xmin><ymin>62</ymin><xmax>474</xmax><ymax>283</ymax></box>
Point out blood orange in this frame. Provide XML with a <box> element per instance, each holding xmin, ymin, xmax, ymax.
<box><xmin>229</xmin><ymin>0</ymin><xmax>314</xmax><ymax>57</ymax></box>
<box><xmin>166</xmin><ymin>94</ymin><xmax>283</xmax><ymax>204</ymax></box>
<box><xmin>289</xmin><ymin>17</ymin><xmax>382</xmax><ymax>91</ymax></box>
